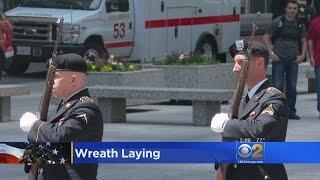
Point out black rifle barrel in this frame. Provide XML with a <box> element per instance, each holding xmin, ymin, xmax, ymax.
<box><xmin>39</xmin><ymin>18</ymin><xmax>64</xmax><ymax>122</ymax></box>
<box><xmin>228</xmin><ymin>12</ymin><xmax>260</xmax><ymax>119</ymax></box>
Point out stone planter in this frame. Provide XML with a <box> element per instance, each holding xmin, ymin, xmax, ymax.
<box><xmin>87</xmin><ymin>65</ymin><xmax>236</xmax><ymax>124</ymax></box>
<box><xmin>146</xmin><ymin>63</ymin><xmax>237</xmax><ymax>89</ymax></box>
<box><xmin>87</xmin><ymin>69</ymin><xmax>165</xmax><ymax>87</ymax></box>
<box><xmin>87</xmin><ymin>69</ymin><xmax>166</xmax><ymax>107</ymax></box>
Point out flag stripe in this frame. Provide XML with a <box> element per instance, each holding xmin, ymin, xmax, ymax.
<box><xmin>0</xmin><ymin>154</ymin><xmax>21</xmax><ymax>163</ymax></box>
<box><xmin>0</xmin><ymin>143</ymin><xmax>24</xmax><ymax>164</ymax></box>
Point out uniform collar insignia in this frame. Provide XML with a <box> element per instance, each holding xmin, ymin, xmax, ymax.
<box><xmin>58</xmin><ymin>117</ymin><xmax>65</xmax><ymax>126</ymax></box>
<box><xmin>249</xmin><ymin>111</ymin><xmax>256</xmax><ymax>116</ymax></box>
<box><xmin>65</xmin><ymin>103</ymin><xmax>71</xmax><ymax>108</ymax></box>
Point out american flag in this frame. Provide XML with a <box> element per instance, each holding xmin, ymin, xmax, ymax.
<box><xmin>0</xmin><ymin>143</ymin><xmax>25</xmax><ymax>163</ymax></box>
<box><xmin>0</xmin><ymin>142</ymin><xmax>71</xmax><ymax>165</ymax></box>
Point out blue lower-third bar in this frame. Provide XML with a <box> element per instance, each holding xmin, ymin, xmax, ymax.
<box><xmin>72</xmin><ymin>142</ymin><xmax>320</xmax><ymax>164</ymax></box>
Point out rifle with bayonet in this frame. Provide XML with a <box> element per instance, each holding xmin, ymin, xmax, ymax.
<box><xmin>228</xmin><ymin>13</ymin><xmax>260</xmax><ymax>119</ymax></box>
<box><xmin>39</xmin><ymin>17</ymin><xmax>64</xmax><ymax>123</ymax></box>
<box><xmin>216</xmin><ymin>12</ymin><xmax>260</xmax><ymax>180</ymax></box>
<box><xmin>21</xmin><ymin>17</ymin><xmax>64</xmax><ymax>180</ymax></box>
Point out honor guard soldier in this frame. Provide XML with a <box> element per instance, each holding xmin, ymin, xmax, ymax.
<box><xmin>211</xmin><ymin>40</ymin><xmax>289</xmax><ymax>180</ymax></box>
<box><xmin>20</xmin><ymin>53</ymin><xmax>104</xmax><ymax>180</ymax></box>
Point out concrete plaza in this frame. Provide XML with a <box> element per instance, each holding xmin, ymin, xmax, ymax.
<box><xmin>0</xmin><ymin>63</ymin><xmax>319</xmax><ymax>180</ymax></box>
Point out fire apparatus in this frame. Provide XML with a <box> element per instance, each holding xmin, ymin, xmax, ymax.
<box><xmin>4</xmin><ymin>0</ymin><xmax>240</xmax><ymax>75</ymax></box>
<box><xmin>0</xmin><ymin>11</ymin><xmax>13</xmax><ymax>78</ymax></box>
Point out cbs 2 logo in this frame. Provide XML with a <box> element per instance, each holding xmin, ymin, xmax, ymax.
<box><xmin>237</xmin><ymin>143</ymin><xmax>264</xmax><ymax>159</ymax></box>
<box><xmin>114</xmin><ymin>23</ymin><xmax>126</xmax><ymax>39</ymax></box>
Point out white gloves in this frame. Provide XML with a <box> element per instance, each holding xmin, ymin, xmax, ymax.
<box><xmin>210</xmin><ymin>113</ymin><xmax>230</xmax><ymax>133</ymax></box>
<box><xmin>20</xmin><ymin>112</ymin><xmax>39</xmax><ymax>132</ymax></box>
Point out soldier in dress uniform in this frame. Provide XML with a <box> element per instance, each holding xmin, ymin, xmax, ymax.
<box><xmin>20</xmin><ymin>53</ymin><xmax>104</xmax><ymax>180</ymax></box>
<box><xmin>211</xmin><ymin>40</ymin><xmax>289</xmax><ymax>180</ymax></box>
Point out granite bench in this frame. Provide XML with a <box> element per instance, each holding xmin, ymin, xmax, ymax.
<box><xmin>0</xmin><ymin>85</ymin><xmax>30</xmax><ymax>122</ymax></box>
<box><xmin>89</xmin><ymin>86</ymin><xmax>233</xmax><ymax>126</ymax></box>
<box><xmin>306</xmin><ymin>70</ymin><xmax>316</xmax><ymax>93</ymax></box>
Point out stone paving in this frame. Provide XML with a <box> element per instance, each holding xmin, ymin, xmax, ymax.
<box><xmin>0</xmin><ymin>62</ymin><xmax>319</xmax><ymax>179</ymax></box>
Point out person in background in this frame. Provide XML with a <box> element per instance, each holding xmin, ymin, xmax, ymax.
<box><xmin>263</xmin><ymin>0</ymin><xmax>307</xmax><ymax>120</ymax></box>
<box><xmin>307</xmin><ymin>13</ymin><xmax>320</xmax><ymax>119</ymax></box>
<box><xmin>0</xmin><ymin>11</ymin><xmax>13</xmax><ymax>79</ymax></box>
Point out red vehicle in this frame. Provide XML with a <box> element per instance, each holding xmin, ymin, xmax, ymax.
<box><xmin>0</xmin><ymin>12</ymin><xmax>13</xmax><ymax>78</ymax></box>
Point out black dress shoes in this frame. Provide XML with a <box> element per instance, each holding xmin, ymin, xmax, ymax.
<box><xmin>289</xmin><ymin>113</ymin><xmax>300</xmax><ymax>120</ymax></box>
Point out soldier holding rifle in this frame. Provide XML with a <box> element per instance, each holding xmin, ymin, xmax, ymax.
<box><xmin>211</xmin><ymin>40</ymin><xmax>289</xmax><ymax>180</ymax></box>
<box><xmin>19</xmin><ymin>53</ymin><xmax>104</xmax><ymax>180</ymax></box>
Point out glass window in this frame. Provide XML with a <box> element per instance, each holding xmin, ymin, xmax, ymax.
<box><xmin>240</xmin><ymin>0</ymin><xmax>246</xmax><ymax>14</ymax></box>
<box><xmin>20</xmin><ymin>0</ymin><xmax>102</xmax><ymax>10</ymax></box>
<box><xmin>106</xmin><ymin>0</ymin><xmax>129</xmax><ymax>12</ymax></box>
<box><xmin>250</xmin><ymin>0</ymin><xmax>265</xmax><ymax>13</ymax></box>
<box><xmin>240</xmin><ymin>0</ymin><xmax>273</xmax><ymax>14</ymax></box>
<box><xmin>266</xmin><ymin>0</ymin><xmax>272</xmax><ymax>13</ymax></box>
<box><xmin>3</xmin><ymin>0</ymin><xmax>22</xmax><ymax>11</ymax></box>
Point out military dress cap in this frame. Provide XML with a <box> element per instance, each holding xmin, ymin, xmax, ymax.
<box><xmin>229</xmin><ymin>40</ymin><xmax>269</xmax><ymax>58</ymax></box>
<box><xmin>53</xmin><ymin>53</ymin><xmax>87</xmax><ymax>74</ymax></box>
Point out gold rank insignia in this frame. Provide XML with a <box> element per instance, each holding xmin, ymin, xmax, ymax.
<box><xmin>262</xmin><ymin>104</ymin><xmax>275</xmax><ymax>115</ymax></box>
<box><xmin>266</xmin><ymin>87</ymin><xmax>281</xmax><ymax>95</ymax></box>
<box><xmin>80</xmin><ymin>96</ymin><xmax>94</xmax><ymax>103</ymax></box>
<box><xmin>76</xmin><ymin>113</ymin><xmax>88</xmax><ymax>124</ymax></box>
